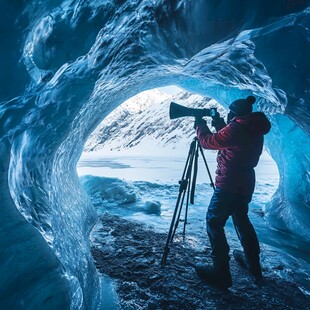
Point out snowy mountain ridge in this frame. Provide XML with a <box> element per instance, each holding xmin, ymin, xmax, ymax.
<box><xmin>83</xmin><ymin>89</ymin><xmax>225</xmax><ymax>156</ymax></box>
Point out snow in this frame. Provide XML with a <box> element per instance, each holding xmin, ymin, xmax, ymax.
<box><xmin>81</xmin><ymin>175</ymin><xmax>139</xmax><ymax>205</ymax></box>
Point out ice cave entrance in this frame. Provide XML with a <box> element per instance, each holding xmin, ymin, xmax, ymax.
<box><xmin>77</xmin><ymin>86</ymin><xmax>279</xmax><ymax>223</ymax></box>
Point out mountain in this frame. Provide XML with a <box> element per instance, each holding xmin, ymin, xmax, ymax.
<box><xmin>83</xmin><ymin>89</ymin><xmax>226</xmax><ymax>156</ymax></box>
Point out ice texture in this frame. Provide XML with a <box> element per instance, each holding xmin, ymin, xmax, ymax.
<box><xmin>0</xmin><ymin>1</ymin><xmax>309</xmax><ymax>309</ymax></box>
<box><xmin>81</xmin><ymin>175</ymin><xmax>139</xmax><ymax>205</ymax></box>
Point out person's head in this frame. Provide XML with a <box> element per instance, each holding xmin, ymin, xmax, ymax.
<box><xmin>227</xmin><ymin>96</ymin><xmax>256</xmax><ymax>122</ymax></box>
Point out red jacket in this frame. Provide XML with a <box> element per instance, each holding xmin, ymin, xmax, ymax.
<box><xmin>196</xmin><ymin>112</ymin><xmax>271</xmax><ymax>195</ymax></box>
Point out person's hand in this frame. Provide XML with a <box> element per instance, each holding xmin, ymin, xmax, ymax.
<box><xmin>211</xmin><ymin>117</ymin><xmax>226</xmax><ymax>130</ymax></box>
<box><xmin>194</xmin><ymin>117</ymin><xmax>206</xmax><ymax>129</ymax></box>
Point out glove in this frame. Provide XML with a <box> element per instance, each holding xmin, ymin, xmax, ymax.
<box><xmin>211</xmin><ymin>117</ymin><xmax>226</xmax><ymax>131</ymax></box>
<box><xmin>194</xmin><ymin>117</ymin><xmax>207</xmax><ymax>129</ymax></box>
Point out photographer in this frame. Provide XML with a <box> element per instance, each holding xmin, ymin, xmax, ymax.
<box><xmin>194</xmin><ymin>96</ymin><xmax>271</xmax><ymax>289</ymax></box>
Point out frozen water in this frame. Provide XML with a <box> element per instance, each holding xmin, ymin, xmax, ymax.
<box><xmin>78</xmin><ymin>151</ymin><xmax>278</xmax><ymax>228</ymax></box>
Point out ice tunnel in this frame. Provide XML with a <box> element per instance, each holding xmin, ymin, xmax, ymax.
<box><xmin>0</xmin><ymin>0</ymin><xmax>309</xmax><ymax>309</ymax></box>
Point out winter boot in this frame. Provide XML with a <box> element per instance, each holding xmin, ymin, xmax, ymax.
<box><xmin>195</xmin><ymin>261</ymin><xmax>232</xmax><ymax>289</ymax></box>
<box><xmin>233</xmin><ymin>250</ymin><xmax>262</xmax><ymax>282</ymax></box>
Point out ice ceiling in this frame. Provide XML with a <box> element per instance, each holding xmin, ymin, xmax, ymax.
<box><xmin>0</xmin><ymin>1</ymin><xmax>309</xmax><ymax>309</ymax></box>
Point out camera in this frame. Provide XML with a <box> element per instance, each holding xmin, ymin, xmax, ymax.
<box><xmin>169</xmin><ymin>102</ymin><xmax>218</xmax><ymax>119</ymax></box>
<box><xmin>210</xmin><ymin>108</ymin><xmax>217</xmax><ymax>118</ymax></box>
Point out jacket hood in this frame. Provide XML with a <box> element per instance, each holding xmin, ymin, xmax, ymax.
<box><xmin>234</xmin><ymin>112</ymin><xmax>271</xmax><ymax>136</ymax></box>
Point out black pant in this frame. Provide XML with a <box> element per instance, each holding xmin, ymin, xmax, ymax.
<box><xmin>206</xmin><ymin>187</ymin><xmax>260</xmax><ymax>264</ymax></box>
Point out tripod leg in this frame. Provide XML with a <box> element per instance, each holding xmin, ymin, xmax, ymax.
<box><xmin>176</xmin><ymin>143</ymin><xmax>196</xmax><ymax>238</ymax></box>
<box><xmin>182</xmin><ymin>171</ymin><xmax>192</xmax><ymax>236</ymax></box>
<box><xmin>172</xmin><ymin>182</ymin><xmax>189</xmax><ymax>240</ymax></box>
<box><xmin>161</xmin><ymin>139</ymin><xmax>196</xmax><ymax>266</ymax></box>
<box><xmin>161</xmin><ymin>185</ymin><xmax>187</xmax><ymax>266</ymax></box>
<box><xmin>198</xmin><ymin>141</ymin><xmax>215</xmax><ymax>190</ymax></box>
<box><xmin>171</xmin><ymin>149</ymin><xmax>196</xmax><ymax>241</ymax></box>
<box><xmin>183</xmin><ymin>140</ymin><xmax>198</xmax><ymax>235</ymax></box>
<box><xmin>190</xmin><ymin>141</ymin><xmax>199</xmax><ymax>204</ymax></box>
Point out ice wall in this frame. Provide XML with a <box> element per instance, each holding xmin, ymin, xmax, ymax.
<box><xmin>0</xmin><ymin>0</ymin><xmax>309</xmax><ymax>309</ymax></box>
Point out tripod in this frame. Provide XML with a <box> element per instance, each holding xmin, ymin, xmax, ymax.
<box><xmin>161</xmin><ymin>137</ymin><xmax>215</xmax><ymax>267</ymax></box>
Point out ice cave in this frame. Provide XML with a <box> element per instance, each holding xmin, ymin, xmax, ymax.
<box><xmin>0</xmin><ymin>1</ymin><xmax>309</xmax><ymax>309</ymax></box>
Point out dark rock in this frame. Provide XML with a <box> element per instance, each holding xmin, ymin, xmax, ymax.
<box><xmin>91</xmin><ymin>214</ymin><xmax>310</xmax><ymax>309</ymax></box>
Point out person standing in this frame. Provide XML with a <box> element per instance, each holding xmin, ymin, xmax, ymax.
<box><xmin>194</xmin><ymin>96</ymin><xmax>271</xmax><ymax>289</ymax></box>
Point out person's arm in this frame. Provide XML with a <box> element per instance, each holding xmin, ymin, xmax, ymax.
<box><xmin>196</xmin><ymin>122</ymin><xmax>238</xmax><ymax>150</ymax></box>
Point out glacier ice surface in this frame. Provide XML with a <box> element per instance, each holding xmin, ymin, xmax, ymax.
<box><xmin>0</xmin><ymin>0</ymin><xmax>309</xmax><ymax>309</ymax></box>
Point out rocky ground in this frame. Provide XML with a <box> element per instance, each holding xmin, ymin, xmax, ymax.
<box><xmin>91</xmin><ymin>213</ymin><xmax>310</xmax><ymax>309</ymax></box>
